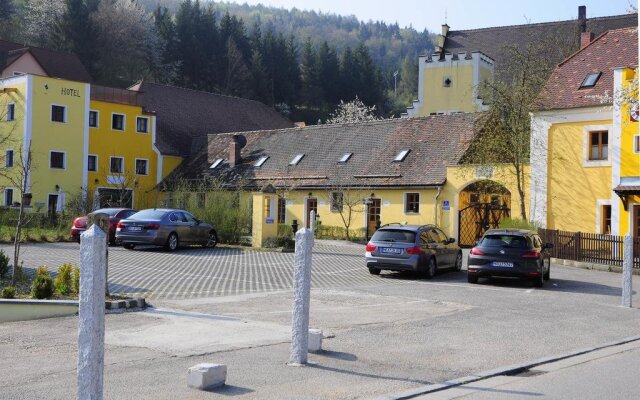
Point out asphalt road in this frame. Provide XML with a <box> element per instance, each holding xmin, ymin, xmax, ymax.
<box><xmin>1</xmin><ymin>241</ymin><xmax>639</xmax><ymax>399</ymax></box>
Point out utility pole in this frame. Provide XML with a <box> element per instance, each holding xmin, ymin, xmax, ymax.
<box><xmin>393</xmin><ymin>70</ymin><xmax>399</xmax><ymax>96</ymax></box>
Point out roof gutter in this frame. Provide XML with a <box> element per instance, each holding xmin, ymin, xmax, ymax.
<box><xmin>434</xmin><ymin>185</ymin><xmax>443</xmax><ymax>225</ymax></box>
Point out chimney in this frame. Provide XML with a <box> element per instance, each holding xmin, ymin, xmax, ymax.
<box><xmin>580</xmin><ymin>31</ymin><xmax>594</xmax><ymax>49</ymax></box>
<box><xmin>229</xmin><ymin>135</ymin><xmax>241</xmax><ymax>167</ymax></box>
<box><xmin>578</xmin><ymin>5</ymin><xmax>587</xmax><ymax>33</ymax></box>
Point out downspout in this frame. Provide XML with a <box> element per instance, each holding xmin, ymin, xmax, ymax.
<box><xmin>434</xmin><ymin>186</ymin><xmax>443</xmax><ymax>226</ymax></box>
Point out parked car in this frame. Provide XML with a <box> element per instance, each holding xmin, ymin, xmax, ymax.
<box><xmin>467</xmin><ymin>229</ymin><xmax>553</xmax><ymax>287</ymax></box>
<box><xmin>365</xmin><ymin>224</ymin><xmax>462</xmax><ymax>278</ymax></box>
<box><xmin>71</xmin><ymin>208</ymin><xmax>137</xmax><ymax>245</ymax></box>
<box><xmin>115</xmin><ymin>208</ymin><xmax>218</xmax><ymax>251</ymax></box>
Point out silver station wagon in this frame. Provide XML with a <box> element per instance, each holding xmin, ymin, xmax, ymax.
<box><xmin>115</xmin><ymin>208</ymin><xmax>218</xmax><ymax>251</ymax></box>
<box><xmin>365</xmin><ymin>224</ymin><xmax>462</xmax><ymax>278</ymax></box>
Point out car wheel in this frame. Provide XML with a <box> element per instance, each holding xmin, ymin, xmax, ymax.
<box><xmin>368</xmin><ymin>267</ymin><xmax>381</xmax><ymax>275</ymax></box>
<box><xmin>425</xmin><ymin>258</ymin><xmax>436</xmax><ymax>279</ymax></box>
<box><xmin>454</xmin><ymin>252</ymin><xmax>463</xmax><ymax>271</ymax></box>
<box><xmin>123</xmin><ymin>243</ymin><xmax>135</xmax><ymax>250</ymax></box>
<box><xmin>166</xmin><ymin>233</ymin><xmax>179</xmax><ymax>252</ymax></box>
<box><xmin>203</xmin><ymin>231</ymin><xmax>218</xmax><ymax>248</ymax></box>
<box><xmin>543</xmin><ymin>258</ymin><xmax>551</xmax><ymax>281</ymax></box>
<box><xmin>467</xmin><ymin>272</ymin><xmax>478</xmax><ymax>284</ymax></box>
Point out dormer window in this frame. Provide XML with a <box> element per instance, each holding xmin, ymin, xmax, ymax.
<box><xmin>579</xmin><ymin>72</ymin><xmax>602</xmax><ymax>89</ymax></box>
<box><xmin>209</xmin><ymin>159</ymin><xmax>223</xmax><ymax>169</ymax></box>
<box><xmin>339</xmin><ymin>153</ymin><xmax>353</xmax><ymax>163</ymax></box>
<box><xmin>255</xmin><ymin>156</ymin><xmax>269</xmax><ymax>167</ymax></box>
<box><xmin>290</xmin><ymin>154</ymin><xmax>304</xmax><ymax>165</ymax></box>
<box><xmin>394</xmin><ymin>149</ymin><xmax>410</xmax><ymax>162</ymax></box>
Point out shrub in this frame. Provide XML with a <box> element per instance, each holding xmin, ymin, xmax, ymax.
<box><xmin>31</xmin><ymin>266</ymin><xmax>53</xmax><ymax>299</ymax></box>
<box><xmin>263</xmin><ymin>236</ymin><xmax>295</xmax><ymax>249</ymax></box>
<box><xmin>498</xmin><ymin>217</ymin><xmax>538</xmax><ymax>230</ymax></box>
<box><xmin>0</xmin><ymin>249</ymin><xmax>9</xmax><ymax>278</ymax></box>
<box><xmin>73</xmin><ymin>267</ymin><xmax>80</xmax><ymax>294</ymax></box>
<box><xmin>1</xmin><ymin>286</ymin><xmax>16</xmax><ymax>299</ymax></box>
<box><xmin>13</xmin><ymin>261</ymin><xmax>26</xmax><ymax>283</ymax></box>
<box><xmin>54</xmin><ymin>263</ymin><xmax>74</xmax><ymax>296</ymax></box>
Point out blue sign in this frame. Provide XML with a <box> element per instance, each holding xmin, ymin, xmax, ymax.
<box><xmin>442</xmin><ymin>200</ymin><xmax>450</xmax><ymax>211</ymax></box>
<box><xmin>266</xmin><ymin>218</ymin><xmax>274</xmax><ymax>224</ymax></box>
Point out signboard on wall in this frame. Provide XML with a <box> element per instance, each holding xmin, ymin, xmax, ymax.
<box><xmin>442</xmin><ymin>200</ymin><xmax>450</xmax><ymax>211</ymax></box>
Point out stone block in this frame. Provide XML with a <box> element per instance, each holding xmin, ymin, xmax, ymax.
<box><xmin>187</xmin><ymin>363</ymin><xmax>226</xmax><ymax>390</ymax></box>
<box><xmin>308</xmin><ymin>329</ymin><xmax>322</xmax><ymax>353</ymax></box>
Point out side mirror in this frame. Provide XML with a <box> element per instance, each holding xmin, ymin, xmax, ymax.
<box><xmin>543</xmin><ymin>243</ymin><xmax>554</xmax><ymax>249</ymax></box>
<box><xmin>447</xmin><ymin>238</ymin><xmax>456</xmax><ymax>244</ymax></box>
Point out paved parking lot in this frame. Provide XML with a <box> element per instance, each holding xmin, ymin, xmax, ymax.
<box><xmin>1</xmin><ymin>240</ymin><xmax>387</xmax><ymax>299</ymax></box>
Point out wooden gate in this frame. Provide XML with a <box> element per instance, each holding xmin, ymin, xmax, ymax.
<box><xmin>458</xmin><ymin>202</ymin><xmax>510</xmax><ymax>247</ymax></box>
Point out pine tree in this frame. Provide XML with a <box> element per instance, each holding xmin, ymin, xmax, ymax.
<box><xmin>317</xmin><ymin>41</ymin><xmax>341</xmax><ymax>105</ymax></box>
<box><xmin>300</xmin><ymin>38</ymin><xmax>321</xmax><ymax>109</ymax></box>
<box><xmin>0</xmin><ymin>0</ymin><xmax>15</xmax><ymax>38</ymax></box>
<box><xmin>54</xmin><ymin>0</ymin><xmax>100</xmax><ymax>77</ymax></box>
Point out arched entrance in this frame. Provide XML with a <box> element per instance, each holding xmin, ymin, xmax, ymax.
<box><xmin>458</xmin><ymin>180</ymin><xmax>511</xmax><ymax>247</ymax></box>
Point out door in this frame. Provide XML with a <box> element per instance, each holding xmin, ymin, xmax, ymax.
<box><xmin>435</xmin><ymin>227</ymin><xmax>456</xmax><ymax>266</ymax></box>
<box><xmin>367</xmin><ymin>199</ymin><xmax>381</xmax><ymax>235</ymax></box>
<box><xmin>306</xmin><ymin>198</ymin><xmax>318</xmax><ymax>228</ymax></box>
<box><xmin>633</xmin><ymin>205</ymin><xmax>640</xmax><ymax>237</ymax></box>
<box><xmin>427</xmin><ymin>227</ymin><xmax>451</xmax><ymax>267</ymax></box>
<box><xmin>168</xmin><ymin>211</ymin><xmax>190</xmax><ymax>243</ymax></box>
<box><xmin>47</xmin><ymin>194</ymin><xmax>58</xmax><ymax>217</ymax></box>
<box><xmin>183</xmin><ymin>211</ymin><xmax>205</xmax><ymax>243</ymax></box>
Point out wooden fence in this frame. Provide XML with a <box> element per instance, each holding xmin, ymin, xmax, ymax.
<box><xmin>538</xmin><ymin>228</ymin><xmax>640</xmax><ymax>269</ymax></box>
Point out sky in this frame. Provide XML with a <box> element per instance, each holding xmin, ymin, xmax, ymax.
<box><xmin>225</xmin><ymin>0</ymin><xmax>636</xmax><ymax>32</ymax></box>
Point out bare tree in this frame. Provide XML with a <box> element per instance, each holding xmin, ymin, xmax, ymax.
<box><xmin>321</xmin><ymin>186</ymin><xmax>367</xmax><ymax>240</ymax></box>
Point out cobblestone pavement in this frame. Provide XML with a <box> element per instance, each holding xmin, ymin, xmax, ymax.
<box><xmin>0</xmin><ymin>240</ymin><xmax>401</xmax><ymax>299</ymax></box>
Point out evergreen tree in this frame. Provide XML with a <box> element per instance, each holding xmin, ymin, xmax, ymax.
<box><xmin>153</xmin><ymin>5</ymin><xmax>180</xmax><ymax>84</ymax></box>
<box><xmin>54</xmin><ymin>0</ymin><xmax>100</xmax><ymax>77</ymax></box>
<box><xmin>0</xmin><ymin>0</ymin><xmax>15</xmax><ymax>38</ymax></box>
<box><xmin>300</xmin><ymin>38</ymin><xmax>321</xmax><ymax>109</ymax></box>
<box><xmin>317</xmin><ymin>41</ymin><xmax>341</xmax><ymax>105</ymax></box>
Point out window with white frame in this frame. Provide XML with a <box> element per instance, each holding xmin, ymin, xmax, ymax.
<box><xmin>136</xmin><ymin>117</ymin><xmax>149</xmax><ymax>133</ymax></box>
<box><xmin>112</xmin><ymin>113</ymin><xmax>125</xmax><ymax>130</ymax></box>
<box><xmin>49</xmin><ymin>151</ymin><xmax>65</xmax><ymax>169</ymax></box>
<box><xmin>88</xmin><ymin>154</ymin><xmax>97</xmax><ymax>172</ymax></box>
<box><xmin>51</xmin><ymin>105</ymin><xmax>66</xmax><ymax>122</ymax></box>
<box><xmin>135</xmin><ymin>159</ymin><xmax>148</xmax><ymax>175</ymax></box>
<box><xmin>6</xmin><ymin>103</ymin><xmax>15</xmax><ymax>121</ymax></box>
<box><xmin>110</xmin><ymin>157</ymin><xmax>124</xmax><ymax>173</ymax></box>
<box><xmin>89</xmin><ymin>111</ymin><xmax>98</xmax><ymax>128</ymax></box>
<box><xmin>588</xmin><ymin>130</ymin><xmax>608</xmax><ymax>160</ymax></box>
<box><xmin>330</xmin><ymin>192</ymin><xmax>343</xmax><ymax>212</ymax></box>
<box><xmin>405</xmin><ymin>192</ymin><xmax>420</xmax><ymax>213</ymax></box>
<box><xmin>5</xmin><ymin>149</ymin><xmax>13</xmax><ymax>167</ymax></box>
<box><xmin>4</xmin><ymin>188</ymin><xmax>14</xmax><ymax>207</ymax></box>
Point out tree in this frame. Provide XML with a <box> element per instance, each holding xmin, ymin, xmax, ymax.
<box><xmin>326</xmin><ymin>96</ymin><xmax>381</xmax><ymax>124</ymax></box>
<box><xmin>322</xmin><ymin>184</ymin><xmax>367</xmax><ymax>240</ymax></box>
<box><xmin>0</xmin><ymin>0</ymin><xmax>16</xmax><ymax>39</ymax></box>
<box><xmin>300</xmin><ymin>38</ymin><xmax>321</xmax><ymax>109</ymax></box>
<box><xmin>53</xmin><ymin>0</ymin><xmax>100</xmax><ymax>77</ymax></box>
<box><xmin>92</xmin><ymin>0</ymin><xmax>162</xmax><ymax>86</ymax></box>
<box><xmin>23</xmin><ymin>0</ymin><xmax>66</xmax><ymax>47</ymax></box>
<box><xmin>224</xmin><ymin>37</ymin><xmax>251</xmax><ymax>96</ymax></box>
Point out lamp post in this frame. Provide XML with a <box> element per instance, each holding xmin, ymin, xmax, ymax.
<box><xmin>393</xmin><ymin>70</ymin><xmax>399</xmax><ymax>96</ymax></box>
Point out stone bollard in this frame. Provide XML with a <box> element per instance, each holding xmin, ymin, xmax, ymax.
<box><xmin>622</xmin><ymin>234</ymin><xmax>633</xmax><ymax>308</ymax></box>
<box><xmin>77</xmin><ymin>225</ymin><xmax>107</xmax><ymax>400</ymax></box>
<box><xmin>187</xmin><ymin>363</ymin><xmax>227</xmax><ymax>390</ymax></box>
<box><xmin>308</xmin><ymin>329</ymin><xmax>323</xmax><ymax>353</ymax></box>
<box><xmin>289</xmin><ymin>228</ymin><xmax>314</xmax><ymax>365</ymax></box>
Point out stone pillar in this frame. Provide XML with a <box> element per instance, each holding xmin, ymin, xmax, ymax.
<box><xmin>622</xmin><ymin>234</ymin><xmax>633</xmax><ymax>308</ymax></box>
<box><xmin>289</xmin><ymin>228</ymin><xmax>313</xmax><ymax>365</ymax></box>
<box><xmin>77</xmin><ymin>224</ymin><xmax>107</xmax><ymax>400</ymax></box>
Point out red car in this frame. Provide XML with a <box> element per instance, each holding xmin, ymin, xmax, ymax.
<box><xmin>71</xmin><ymin>208</ymin><xmax>138</xmax><ymax>245</ymax></box>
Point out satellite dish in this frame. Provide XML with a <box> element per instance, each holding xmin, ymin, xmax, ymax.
<box><xmin>235</xmin><ymin>134</ymin><xmax>247</xmax><ymax>149</ymax></box>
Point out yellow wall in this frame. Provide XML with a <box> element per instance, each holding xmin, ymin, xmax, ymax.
<box><xmin>88</xmin><ymin>100</ymin><xmax>158</xmax><ymax>209</ymax></box>
<box><xmin>30</xmin><ymin>75</ymin><xmax>87</xmax><ymax>209</ymax></box>
<box><xmin>417</xmin><ymin>64</ymin><xmax>476</xmax><ymax>115</ymax></box>
<box><xmin>0</xmin><ymin>78</ymin><xmax>26</xmax><ymax>198</ymax></box>
<box><xmin>617</xmin><ymin>68</ymin><xmax>639</xmax><ymax>236</ymax></box>
<box><xmin>163</xmin><ymin>155</ymin><xmax>182</xmax><ymax>178</ymax></box>
<box><xmin>547</xmin><ymin>119</ymin><xmax>612</xmax><ymax>232</ymax></box>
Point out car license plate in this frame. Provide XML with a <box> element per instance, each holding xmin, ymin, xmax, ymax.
<box><xmin>128</xmin><ymin>226</ymin><xmax>142</xmax><ymax>232</ymax></box>
<box><xmin>380</xmin><ymin>247</ymin><xmax>402</xmax><ymax>255</ymax></box>
<box><xmin>492</xmin><ymin>261</ymin><xmax>514</xmax><ymax>268</ymax></box>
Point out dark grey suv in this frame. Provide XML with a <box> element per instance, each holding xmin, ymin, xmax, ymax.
<box><xmin>467</xmin><ymin>229</ymin><xmax>553</xmax><ymax>287</ymax></box>
<box><xmin>365</xmin><ymin>224</ymin><xmax>462</xmax><ymax>278</ymax></box>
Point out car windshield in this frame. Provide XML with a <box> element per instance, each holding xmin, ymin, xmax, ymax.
<box><xmin>94</xmin><ymin>208</ymin><xmax>120</xmax><ymax>217</ymax></box>
<box><xmin>371</xmin><ymin>229</ymin><xmax>415</xmax><ymax>243</ymax></box>
<box><xmin>480</xmin><ymin>234</ymin><xmax>528</xmax><ymax>248</ymax></box>
<box><xmin>128</xmin><ymin>210</ymin><xmax>167</xmax><ymax>221</ymax></box>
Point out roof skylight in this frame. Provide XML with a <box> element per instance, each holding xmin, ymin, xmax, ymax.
<box><xmin>394</xmin><ymin>149</ymin><xmax>410</xmax><ymax>162</ymax></box>
<box><xmin>289</xmin><ymin>154</ymin><xmax>305</xmax><ymax>165</ymax></box>
<box><xmin>579</xmin><ymin>72</ymin><xmax>602</xmax><ymax>89</ymax></box>
<box><xmin>254</xmin><ymin>156</ymin><xmax>269</xmax><ymax>167</ymax></box>
<box><xmin>209</xmin><ymin>159</ymin><xmax>223</xmax><ymax>169</ymax></box>
<box><xmin>339</xmin><ymin>153</ymin><xmax>353</xmax><ymax>163</ymax></box>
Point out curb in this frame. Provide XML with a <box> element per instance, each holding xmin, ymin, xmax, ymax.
<box><xmin>373</xmin><ymin>335</ymin><xmax>640</xmax><ymax>400</ymax></box>
<box><xmin>105</xmin><ymin>297</ymin><xmax>146</xmax><ymax>313</ymax></box>
<box><xmin>552</xmin><ymin>257</ymin><xmax>640</xmax><ymax>276</ymax></box>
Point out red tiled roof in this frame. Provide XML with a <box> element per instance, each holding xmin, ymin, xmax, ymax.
<box><xmin>536</xmin><ymin>27</ymin><xmax>638</xmax><ymax>110</ymax></box>
<box><xmin>165</xmin><ymin>114</ymin><xmax>481</xmax><ymax>189</ymax></box>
